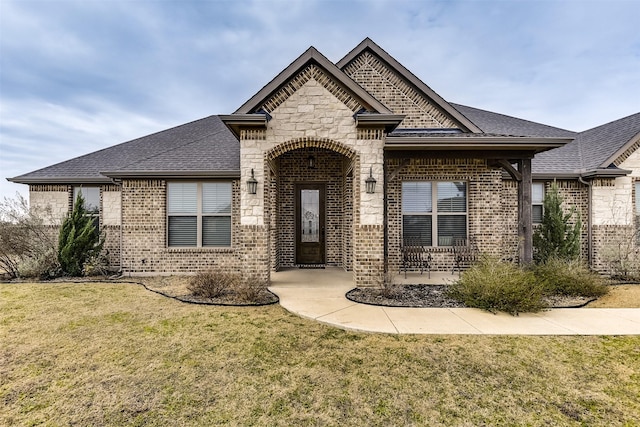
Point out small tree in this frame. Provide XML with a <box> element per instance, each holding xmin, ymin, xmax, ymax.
<box><xmin>58</xmin><ymin>192</ymin><xmax>104</xmax><ymax>276</ymax></box>
<box><xmin>533</xmin><ymin>182</ymin><xmax>581</xmax><ymax>263</ymax></box>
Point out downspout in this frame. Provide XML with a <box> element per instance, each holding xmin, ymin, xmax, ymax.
<box><xmin>578</xmin><ymin>176</ymin><xmax>592</xmax><ymax>266</ymax></box>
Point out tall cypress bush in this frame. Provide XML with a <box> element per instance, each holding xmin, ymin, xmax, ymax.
<box><xmin>533</xmin><ymin>182</ymin><xmax>581</xmax><ymax>263</ymax></box>
<box><xmin>58</xmin><ymin>192</ymin><xmax>104</xmax><ymax>276</ymax></box>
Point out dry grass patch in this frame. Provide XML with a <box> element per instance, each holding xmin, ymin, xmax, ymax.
<box><xmin>588</xmin><ymin>284</ymin><xmax>640</xmax><ymax>308</ymax></box>
<box><xmin>1</xmin><ymin>283</ymin><xmax>639</xmax><ymax>426</ymax></box>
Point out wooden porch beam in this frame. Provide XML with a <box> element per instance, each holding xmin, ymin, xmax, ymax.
<box><xmin>388</xmin><ymin>159</ymin><xmax>410</xmax><ymax>181</ymax></box>
<box><xmin>518</xmin><ymin>158</ymin><xmax>533</xmax><ymax>264</ymax></box>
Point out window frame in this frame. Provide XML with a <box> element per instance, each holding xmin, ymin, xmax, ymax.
<box><xmin>532</xmin><ymin>182</ymin><xmax>545</xmax><ymax>224</ymax></box>
<box><xmin>401</xmin><ymin>180</ymin><xmax>468</xmax><ymax>247</ymax></box>
<box><xmin>73</xmin><ymin>186</ymin><xmax>101</xmax><ymax>230</ymax></box>
<box><xmin>166</xmin><ymin>181</ymin><xmax>232</xmax><ymax>248</ymax></box>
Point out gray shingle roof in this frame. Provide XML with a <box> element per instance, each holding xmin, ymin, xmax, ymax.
<box><xmin>9</xmin><ymin>115</ymin><xmax>239</xmax><ymax>183</ymax></box>
<box><xmin>533</xmin><ymin>112</ymin><xmax>640</xmax><ymax>175</ymax></box>
<box><xmin>451</xmin><ymin>103</ymin><xmax>577</xmax><ymax>138</ymax></box>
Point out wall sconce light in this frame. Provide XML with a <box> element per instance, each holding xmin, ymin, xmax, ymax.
<box><xmin>365</xmin><ymin>167</ymin><xmax>377</xmax><ymax>194</ymax></box>
<box><xmin>247</xmin><ymin>169</ymin><xmax>258</xmax><ymax>195</ymax></box>
<box><xmin>308</xmin><ymin>154</ymin><xmax>316</xmax><ymax>169</ymax></box>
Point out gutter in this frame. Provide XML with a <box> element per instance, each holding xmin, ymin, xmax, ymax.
<box><xmin>100</xmin><ymin>170</ymin><xmax>241</xmax><ymax>179</ymax></box>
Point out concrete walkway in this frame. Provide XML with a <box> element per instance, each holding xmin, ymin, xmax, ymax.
<box><xmin>268</xmin><ymin>268</ymin><xmax>640</xmax><ymax>335</ymax></box>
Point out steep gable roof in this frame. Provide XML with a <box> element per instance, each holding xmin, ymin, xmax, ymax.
<box><xmin>338</xmin><ymin>38</ymin><xmax>482</xmax><ymax>133</ymax></box>
<box><xmin>9</xmin><ymin>115</ymin><xmax>239</xmax><ymax>184</ymax></box>
<box><xmin>233</xmin><ymin>46</ymin><xmax>392</xmax><ymax>115</ymax></box>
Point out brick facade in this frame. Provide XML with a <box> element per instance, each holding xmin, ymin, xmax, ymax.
<box><xmin>120</xmin><ymin>179</ymin><xmax>241</xmax><ymax>275</ymax></box>
<box><xmin>387</xmin><ymin>158</ymin><xmax>513</xmax><ymax>272</ymax></box>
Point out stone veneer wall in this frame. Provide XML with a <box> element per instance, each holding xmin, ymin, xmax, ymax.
<box><xmin>387</xmin><ymin>158</ymin><xmax>507</xmax><ymax>272</ymax></box>
<box><xmin>590</xmin><ymin>177</ymin><xmax>634</xmax><ymax>273</ymax></box>
<box><xmin>101</xmin><ymin>184</ymin><xmax>122</xmax><ymax>269</ymax></box>
<box><xmin>29</xmin><ymin>184</ymin><xmax>70</xmax><ymax>225</ymax></box>
<box><xmin>120</xmin><ymin>179</ymin><xmax>243</xmax><ymax>275</ymax></box>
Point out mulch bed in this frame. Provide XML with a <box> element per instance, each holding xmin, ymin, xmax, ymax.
<box><xmin>346</xmin><ymin>284</ymin><xmax>594</xmax><ymax>309</ymax></box>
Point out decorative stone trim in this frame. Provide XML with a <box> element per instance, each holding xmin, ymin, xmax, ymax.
<box><xmin>103</xmin><ymin>184</ymin><xmax>120</xmax><ymax>192</ymax></box>
<box><xmin>261</xmin><ymin>64</ymin><xmax>362</xmax><ymax>114</ymax></box>
<box><xmin>592</xmin><ymin>178</ymin><xmax>616</xmax><ymax>187</ymax></box>
<box><xmin>29</xmin><ymin>184</ymin><xmax>69</xmax><ymax>192</ymax></box>
<box><xmin>357</xmin><ymin>128</ymin><xmax>384</xmax><ymax>140</ymax></box>
<box><xmin>240</xmin><ymin>129</ymin><xmax>266</xmax><ymax>141</ymax></box>
<box><xmin>266</xmin><ymin>137</ymin><xmax>356</xmax><ymax>161</ymax></box>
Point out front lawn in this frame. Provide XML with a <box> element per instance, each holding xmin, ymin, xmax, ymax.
<box><xmin>1</xmin><ymin>283</ymin><xmax>639</xmax><ymax>426</ymax></box>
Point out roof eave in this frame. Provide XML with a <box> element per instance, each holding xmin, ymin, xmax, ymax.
<box><xmin>580</xmin><ymin>168</ymin><xmax>631</xmax><ymax>179</ymax></box>
<box><xmin>356</xmin><ymin>114</ymin><xmax>405</xmax><ymax>133</ymax></box>
<box><xmin>385</xmin><ymin>136</ymin><xmax>570</xmax><ymax>153</ymax></box>
<box><xmin>100</xmin><ymin>170</ymin><xmax>241</xmax><ymax>179</ymax></box>
<box><xmin>7</xmin><ymin>176</ymin><xmax>112</xmax><ymax>185</ymax></box>
<box><xmin>219</xmin><ymin>114</ymin><xmax>267</xmax><ymax>139</ymax></box>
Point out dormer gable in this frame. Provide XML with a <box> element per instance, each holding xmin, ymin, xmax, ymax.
<box><xmin>222</xmin><ymin>46</ymin><xmax>403</xmax><ymax>137</ymax></box>
<box><xmin>338</xmin><ymin>38</ymin><xmax>482</xmax><ymax>133</ymax></box>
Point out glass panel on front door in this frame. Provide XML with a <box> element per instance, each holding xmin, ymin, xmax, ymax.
<box><xmin>301</xmin><ymin>189</ymin><xmax>319</xmax><ymax>243</ymax></box>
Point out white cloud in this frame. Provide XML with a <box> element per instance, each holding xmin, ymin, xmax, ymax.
<box><xmin>1</xmin><ymin>0</ymin><xmax>639</xmax><ymax>201</ymax></box>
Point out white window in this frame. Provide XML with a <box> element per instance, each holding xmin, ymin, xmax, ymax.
<box><xmin>73</xmin><ymin>186</ymin><xmax>100</xmax><ymax>230</ymax></box>
<box><xmin>532</xmin><ymin>182</ymin><xmax>544</xmax><ymax>224</ymax></box>
<box><xmin>402</xmin><ymin>181</ymin><xmax>467</xmax><ymax>246</ymax></box>
<box><xmin>167</xmin><ymin>182</ymin><xmax>231</xmax><ymax>247</ymax></box>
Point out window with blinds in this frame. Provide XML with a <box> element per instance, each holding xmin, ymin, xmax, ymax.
<box><xmin>402</xmin><ymin>181</ymin><xmax>467</xmax><ymax>246</ymax></box>
<box><xmin>532</xmin><ymin>182</ymin><xmax>544</xmax><ymax>224</ymax></box>
<box><xmin>167</xmin><ymin>182</ymin><xmax>231</xmax><ymax>247</ymax></box>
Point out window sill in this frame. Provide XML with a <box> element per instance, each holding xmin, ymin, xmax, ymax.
<box><xmin>167</xmin><ymin>247</ymin><xmax>234</xmax><ymax>254</ymax></box>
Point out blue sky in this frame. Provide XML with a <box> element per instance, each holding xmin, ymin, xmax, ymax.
<box><xmin>1</xmin><ymin>0</ymin><xmax>639</xmax><ymax>201</ymax></box>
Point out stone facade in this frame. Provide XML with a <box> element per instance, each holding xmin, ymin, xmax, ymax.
<box><xmin>29</xmin><ymin>184</ymin><xmax>70</xmax><ymax>225</ymax></box>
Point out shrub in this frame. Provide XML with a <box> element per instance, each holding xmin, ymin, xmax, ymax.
<box><xmin>0</xmin><ymin>193</ymin><xmax>60</xmax><ymax>279</ymax></box>
<box><xmin>58</xmin><ymin>192</ymin><xmax>104</xmax><ymax>277</ymax></box>
<box><xmin>534</xmin><ymin>258</ymin><xmax>609</xmax><ymax>298</ymax></box>
<box><xmin>447</xmin><ymin>257</ymin><xmax>545</xmax><ymax>315</ymax></box>
<box><xmin>235</xmin><ymin>273</ymin><xmax>267</xmax><ymax>303</ymax></box>
<box><xmin>533</xmin><ymin>181</ymin><xmax>581</xmax><ymax>264</ymax></box>
<box><xmin>188</xmin><ymin>270</ymin><xmax>239</xmax><ymax>298</ymax></box>
<box><xmin>82</xmin><ymin>251</ymin><xmax>111</xmax><ymax>277</ymax></box>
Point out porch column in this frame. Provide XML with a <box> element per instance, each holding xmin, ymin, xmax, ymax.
<box><xmin>518</xmin><ymin>158</ymin><xmax>533</xmax><ymax>264</ymax></box>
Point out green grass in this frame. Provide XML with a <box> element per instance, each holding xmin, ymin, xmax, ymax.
<box><xmin>1</xmin><ymin>283</ymin><xmax>639</xmax><ymax>426</ymax></box>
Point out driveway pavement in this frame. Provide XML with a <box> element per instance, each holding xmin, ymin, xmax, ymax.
<box><xmin>269</xmin><ymin>268</ymin><xmax>640</xmax><ymax>335</ymax></box>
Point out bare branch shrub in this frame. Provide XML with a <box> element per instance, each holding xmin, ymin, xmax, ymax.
<box><xmin>235</xmin><ymin>273</ymin><xmax>269</xmax><ymax>303</ymax></box>
<box><xmin>0</xmin><ymin>193</ymin><xmax>60</xmax><ymax>279</ymax></box>
<box><xmin>187</xmin><ymin>270</ymin><xmax>240</xmax><ymax>298</ymax></box>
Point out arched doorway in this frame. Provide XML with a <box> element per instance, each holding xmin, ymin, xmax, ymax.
<box><xmin>266</xmin><ymin>139</ymin><xmax>357</xmax><ymax>271</ymax></box>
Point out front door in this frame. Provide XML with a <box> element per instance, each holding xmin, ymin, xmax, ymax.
<box><xmin>296</xmin><ymin>184</ymin><xmax>325</xmax><ymax>264</ymax></box>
